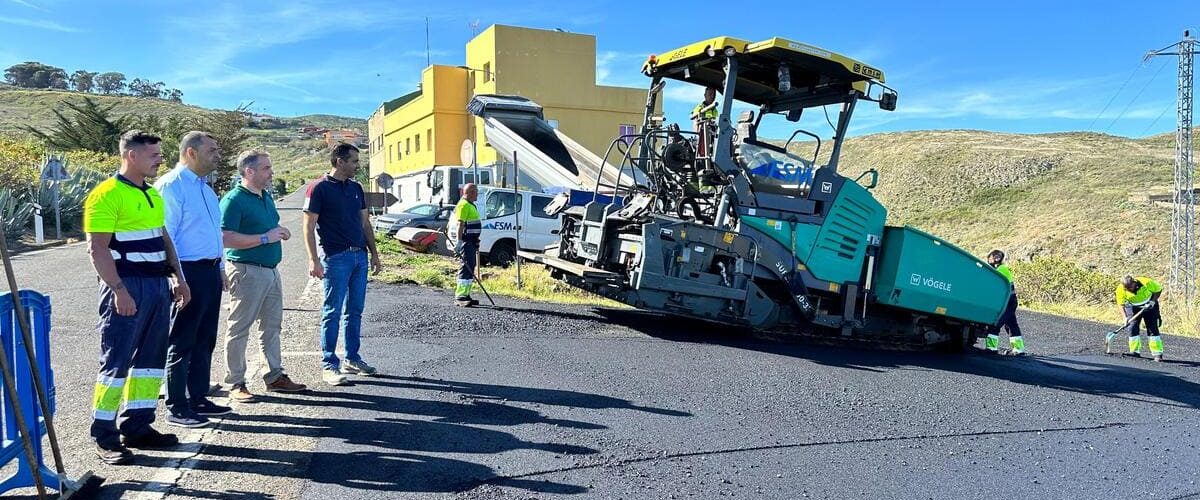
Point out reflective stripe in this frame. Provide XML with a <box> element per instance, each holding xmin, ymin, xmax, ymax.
<box><xmin>124</xmin><ymin>251</ymin><xmax>166</xmax><ymax>263</ymax></box>
<box><xmin>110</xmin><ymin>250</ymin><xmax>167</xmax><ymax>262</ymax></box>
<box><xmin>131</xmin><ymin>368</ymin><xmax>165</xmax><ymax>378</ymax></box>
<box><xmin>93</xmin><ymin>409</ymin><xmax>117</xmax><ymax>421</ymax></box>
<box><xmin>123</xmin><ymin>400</ymin><xmax>158</xmax><ymax>410</ymax></box>
<box><xmin>114</xmin><ymin>227</ymin><xmax>163</xmax><ymax>242</ymax></box>
<box><xmin>1129</xmin><ymin>297</ymin><xmax>1151</xmax><ymax>306</ymax></box>
<box><xmin>457</xmin><ymin>279</ymin><xmax>472</xmax><ymax>286</ymax></box>
<box><xmin>96</xmin><ymin>374</ymin><xmax>126</xmax><ymax>388</ymax></box>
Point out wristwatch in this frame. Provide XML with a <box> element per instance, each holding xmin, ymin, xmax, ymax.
<box><xmin>260</xmin><ymin>234</ymin><xmax>270</xmax><ymax>245</ymax></box>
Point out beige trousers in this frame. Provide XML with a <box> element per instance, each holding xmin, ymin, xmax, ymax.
<box><xmin>223</xmin><ymin>262</ymin><xmax>285</xmax><ymax>386</ymax></box>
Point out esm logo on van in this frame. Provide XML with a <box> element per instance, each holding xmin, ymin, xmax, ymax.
<box><xmin>484</xmin><ymin>221</ymin><xmax>518</xmax><ymax>231</ymax></box>
<box><xmin>910</xmin><ymin>273</ymin><xmax>952</xmax><ymax>293</ymax></box>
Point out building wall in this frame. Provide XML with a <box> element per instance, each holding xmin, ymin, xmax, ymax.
<box><xmin>367</xmin><ymin>106</ymin><xmax>385</xmax><ymax>178</ymax></box>
<box><xmin>370</xmin><ymin>24</ymin><xmax>655</xmax><ymax>181</ymax></box>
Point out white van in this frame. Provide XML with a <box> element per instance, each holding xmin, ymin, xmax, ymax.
<box><xmin>451</xmin><ymin>186</ymin><xmax>562</xmax><ymax>266</ymax></box>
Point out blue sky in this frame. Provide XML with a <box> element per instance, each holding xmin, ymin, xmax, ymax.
<box><xmin>0</xmin><ymin>0</ymin><xmax>1196</xmax><ymax>138</ymax></box>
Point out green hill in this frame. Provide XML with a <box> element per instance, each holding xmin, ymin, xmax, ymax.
<box><xmin>0</xmin><ymin>88</ymin><xmax>366</xmax><ymax>191</ymax></box>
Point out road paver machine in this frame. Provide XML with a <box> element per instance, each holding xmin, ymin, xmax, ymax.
<box><xmin>521</xmin><ymin>36</ymin><xmax>1010</xmax><ymax>348</ymax></box>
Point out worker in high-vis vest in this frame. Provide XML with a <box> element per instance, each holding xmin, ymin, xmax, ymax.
<box><xmin>690</xmin><ymin>86</ymin><xmax>720</xmax><ymax>130</ymax></box>
<box><xmin>452</xmin><ymin>183</ymin><xmax>482</xmax><ymax>306</ymax></box>
<box><xmin>985</xmin><ymin>249</ymin><xmax>1025</xmax><ymax>355</ymax></box>
<box><xmin>1113</xmin><ymin>275</ymin><xmax>1164</xmax><ymax>361</ymax></box>
<box><xmin>85</xmin><ymin>130</ymin><xmax>191</xmax><ymax>465</ymax></box>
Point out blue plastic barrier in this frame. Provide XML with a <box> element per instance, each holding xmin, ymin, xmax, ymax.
<box><xmin>0</xmin><ymin>290</ymin><xmax>59</xmax><ymax>494</ymax></box>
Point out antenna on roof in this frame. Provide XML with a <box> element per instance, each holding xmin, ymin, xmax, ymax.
<box><xmin>425</xmin><ymin>17</ymin><xmax>431</xmax><ymax>67</ymax></box>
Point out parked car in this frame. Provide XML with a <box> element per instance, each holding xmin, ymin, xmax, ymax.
<box><xmin>372</xmin><ymin>203</ymin><xmax>452</xmax><ymax>236</ymax></box>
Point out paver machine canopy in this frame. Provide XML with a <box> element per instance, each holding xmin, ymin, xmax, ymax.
<box><xmin>525</xmin><ymin>36</ymin><xmax>1009</xmax><ymax>348</ymax></box>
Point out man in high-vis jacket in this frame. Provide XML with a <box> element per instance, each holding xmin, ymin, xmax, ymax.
<box><xmin>451</xmin><ymin>183</ymin><xmax>482</xmax><ymax>306</ymax></box>
<box><xmin>1113</xmin><ymin>275</ymin><xmax>1164</xmax><ymax>361</ymax></box>
<box><xmin>85</xmin><ymin>130</ymin><xmax>191</xmax><ymax>465</ymax></box>
<box><xmin>985</xmin><ymin>249</ymin><xmax>1024</xmax><ymax>355</ymax></box>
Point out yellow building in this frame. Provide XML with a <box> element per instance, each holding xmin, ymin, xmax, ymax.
<box><xmin>369</xmin><ymin>24</ymin><xmax>651</xmax><ymax>180</ymax></box>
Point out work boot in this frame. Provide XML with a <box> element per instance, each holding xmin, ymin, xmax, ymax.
<box><xmin>95</xmin><ymin>442</ymin><xmax>133</xmax><ymax>465</ymax></box>
<box><xmin>123</xmin><ymin>428</ymin><xmax>179</xmax><ymax>449</ymax></box>
<box><xmin>1153</xmin><ymin>353</ymin><xmax>1164</xmax><ymax>362</ymax></box>
<box><xmin>455</xmin><ymin>296</ymin><xmax>477</xmax><ymax>307</ymax></box>
<box><xmin>266</xmin><ymin>374</ymin><xmax>307</xmax><ymax>393</ymax></box>
<box><xmin>985</xmin><ymin>334</ymin><xmax>999</xmax><ymax>353</ymax></box>
<box><xmin>342</xmin><ymin>359</ymin><xmax>378</xmax><ymax>376</ymax></box>
<box><xmin>1009</xmin><ymin>336</ymin><xmax>1026</xmax><ymax>356</ymax></box>
<box><xmin>228</xmin><ymin>383</ymin><xmax>257</xmax><ymax>403</ymax></box>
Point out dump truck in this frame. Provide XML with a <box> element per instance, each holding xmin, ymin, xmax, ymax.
<box><xmin>519</xmin><ymin>36</ymin><xmax>1011</xmax><ymax>349</ymax></box>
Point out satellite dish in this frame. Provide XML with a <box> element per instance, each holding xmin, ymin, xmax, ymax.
<box><xmin>375</xmin><ymin>173</ymin><xmax>394</xmax><ymax>190</ymax></box>
<box><xmin>460</xmin><ymin>139</ymin><xmax>475</xmax><ymax>167</ymax></box>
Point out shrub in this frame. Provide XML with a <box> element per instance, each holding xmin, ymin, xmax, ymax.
<box><xmin>1011</xmin><ymin>256</ymin><xmax>1117</xmax><ymax>306</ymax></box>
<box><xmin>0</xmin><ymin>189</ymin><xmax>34</xmax><ymax>242</ymax></box>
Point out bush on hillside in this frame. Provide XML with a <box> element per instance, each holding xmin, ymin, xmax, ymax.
<box><xmin>1012</xmin><ymin>256</ymin><xmax>1118</xmax><ymax>306</ymax></box>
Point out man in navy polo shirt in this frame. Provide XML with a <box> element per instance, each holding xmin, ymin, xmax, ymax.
<box><xmin>302</xmin><ymin>143</ymin><xmax>382</xmax><ymax>386</ymax></box>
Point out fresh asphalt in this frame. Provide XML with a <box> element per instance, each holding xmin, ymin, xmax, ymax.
<box><xmin>2</xmin><ymin>189</ymin><xmax>1198</xmax><ymax>499</ymax></box>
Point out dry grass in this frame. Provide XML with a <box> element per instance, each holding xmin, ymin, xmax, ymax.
<box><xmin>373</xmin><ymin>234</ymin><xmax>621</xmax><ymax>307</ymax></box>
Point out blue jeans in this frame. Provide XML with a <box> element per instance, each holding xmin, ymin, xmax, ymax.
<box><xmin>320</xmin><ymin>249</ymin><xmax>367</xmax><ymax>370</ymax></box>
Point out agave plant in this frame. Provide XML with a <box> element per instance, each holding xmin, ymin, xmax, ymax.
<box><xmin>35</xmin><ymin>168</ymin><xmax>107</xmax><ymax>233</ymax></box>
<box><xmin>0</xmin><ymin>188</ymin><xmax>35</xmax><ymax>242</ymax></box>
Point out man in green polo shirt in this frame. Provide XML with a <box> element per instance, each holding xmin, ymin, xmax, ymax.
<box><xmin>220</xmin><ymin>150</ymin><xmax>307</xmax><ymax>402</ymax></box>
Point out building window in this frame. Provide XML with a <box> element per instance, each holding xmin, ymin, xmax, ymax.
<box><xmin>415</xmin><ymin>134</ymin><xmax>420</xmax><ymax>152</ymax></box>
<box><xmin>483</xmin><ymin>62</ymin><xmax>491</xmax><ymax>83</ymax></box>
<box><xmin>427</xmin><ymin>129</ymin><xmax>432</xmax><ymax>151</ymax></box>
<box><xmin>619</xmin><ymin>124</ymin><xmax>636</xmax><ymax>145</ymax></box>
<box><xmin>389</xmin><ymin>144</ymin><xmax>393</xmax><ymax>161</ymax></box>
<box><xmin>406</xmin><ymin>138</ymin><xmax>411</xmax><ymax>154</ymax></box>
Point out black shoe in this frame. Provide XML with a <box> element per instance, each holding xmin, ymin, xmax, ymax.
<box><xmin>123</xmin><ymin>428</ymin><xmax>179</xmax><ymax>449</ymax></box>
<box><xmin>191</xmin><ymin>399</ymin><xmax>233</xmax><ymax>416</ymax></box>
<box><xmin>96</xmin><ymin>443</ymin><xmax>133</xmax><ymax>465</ymax></box>
<box><xmin>166</xmin><ymin>411</ymin><xmax>210</xmax><ymax>429</ymax></box>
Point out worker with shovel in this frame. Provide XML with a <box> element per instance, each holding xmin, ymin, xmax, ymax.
<box><xmin>1112</xmin><ymin>275</ymin><xmax>1164</xmax><ymax>361</ymax></box>
<box><xmin>451</xmin><ymin>183</ymin><xmax>482</xmax><ymax>306</ymax></box>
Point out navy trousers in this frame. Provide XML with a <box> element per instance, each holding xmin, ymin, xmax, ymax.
<box><xmin>165</xmin><ymin>261</ymin><xmax>222</xmax><ymax>415</ymax></box>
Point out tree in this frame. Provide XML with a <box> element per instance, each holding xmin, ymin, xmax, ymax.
<box><xmin>94</xmin><ymin>72</ymin><xmax>126</xmax><ymax>95</ymax></box>
<box><xmin>4</xmin><ymin>62</ymin><xmax>67</xmax><ymax>88</ymax></box>
<box><xmin>70</xmin><ymin>70</ymin><xmax>97</xmax><ymax>93</ymax></box>
<box><xmin>26</xmin><ymin>96</ymin><xmax>135</xmax><ymax>155</ymax></box>
<box><xmin>139</xmin><ymin>105</ymin><xmax>250</xmax><ymax>193</ymax></box>
<box><xmin>165</xmin><ymin>88</ymin><xmax>183</xmax><ymax>103</ymax></box>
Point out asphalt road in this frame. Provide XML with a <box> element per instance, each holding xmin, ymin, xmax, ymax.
<box><xmin>2</xmin><ymin>188</ymin><xmax>1199</xmax><ymax>499</ymax></box>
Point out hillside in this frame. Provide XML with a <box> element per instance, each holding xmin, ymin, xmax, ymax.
<box><xmin>809</xmin><ymin>130</ymin><xmax>1187</xmax><ymax>283</ymax></box>
<box><xmin>0</xmin><ymin>88</ymin><xmax>366</xmax><ymax>191</ymax></box>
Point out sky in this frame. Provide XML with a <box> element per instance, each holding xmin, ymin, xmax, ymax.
<box><xmin>0</xmin><ymin>0</ymin><xmax>1197</xmax><ymax>139</ymax></box>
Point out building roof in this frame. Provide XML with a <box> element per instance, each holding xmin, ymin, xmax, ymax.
<box><xmin>383</xmin><ymin>89</ymin><xmax>422</xmax><ymax>114</ymax></box>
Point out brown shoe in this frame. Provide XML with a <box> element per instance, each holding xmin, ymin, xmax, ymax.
<box><xmin>228</xmin><ymin>383</ymin><xmax>258</xmax><ymax>403</ymax></box>
<box><xmin>266</xmin><ymin>374</ymin><xmax>307</xmax><ymax>393</ymax></box>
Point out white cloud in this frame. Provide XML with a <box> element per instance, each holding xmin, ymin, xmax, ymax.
<box><xmin>0</xmin><ymin>15</ymin><xmax>78</xmax><ymax>32</ymax></box>
<box><xmin>4</xmin><ymin>0</ymin><xmax>48</xmax><ymax>12</ymax></box>
<box><xmin>663</xmin><ymin>84</ymin><xmax>703</xmax><ymax>104</ymax></box>
<box><xmin>595</xmin><ymin>50</ymin><xmax>650</xmax><ymax>87</ymax></box>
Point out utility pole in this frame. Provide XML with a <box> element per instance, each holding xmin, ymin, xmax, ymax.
<box><xmin>1147</xmin><ymin>31</ymin><xmax>1198</xmax><ymax>304</ymax></box>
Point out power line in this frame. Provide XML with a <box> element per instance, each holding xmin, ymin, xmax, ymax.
<box><xmin>1088</xmin><ymin>62</ymin><xmax>1145</xmax><ymax>131</ymax></box>
<box><xmin>1105</xmin><ymin>58</ymin><xmax>1169</xmax><ymax>132</ymax></box>
<box><xmin>1139</xmin><ymin>102</ymin><xmax>1174</xmax><ymax>137</ymax></box>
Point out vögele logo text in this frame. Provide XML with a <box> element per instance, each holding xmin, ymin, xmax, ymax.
<box><xmin>910</xmin><ymin>273</ymin><xmax>952</xmax><ymax>293</ymax></box>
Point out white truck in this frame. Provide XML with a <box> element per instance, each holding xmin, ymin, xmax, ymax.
<box><xmin>384</xmin><ymin>165</ymin><xmax>494</xmax><ymax>213</ymax></box>
<box><xmin>449</xmin><ymin>185</ymin><xmax>563</xmax><ymax>266</ymax></box>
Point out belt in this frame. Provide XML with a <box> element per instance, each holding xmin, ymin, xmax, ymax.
<box><xmin>183</xmin><ymin>258</ymin><xmax>221</xmax><ymax>267</ymax></box>
<box><xmin>231</xmin><ymin>261</ymin><xmax>276</xmax><ymax>270</ymax></box>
